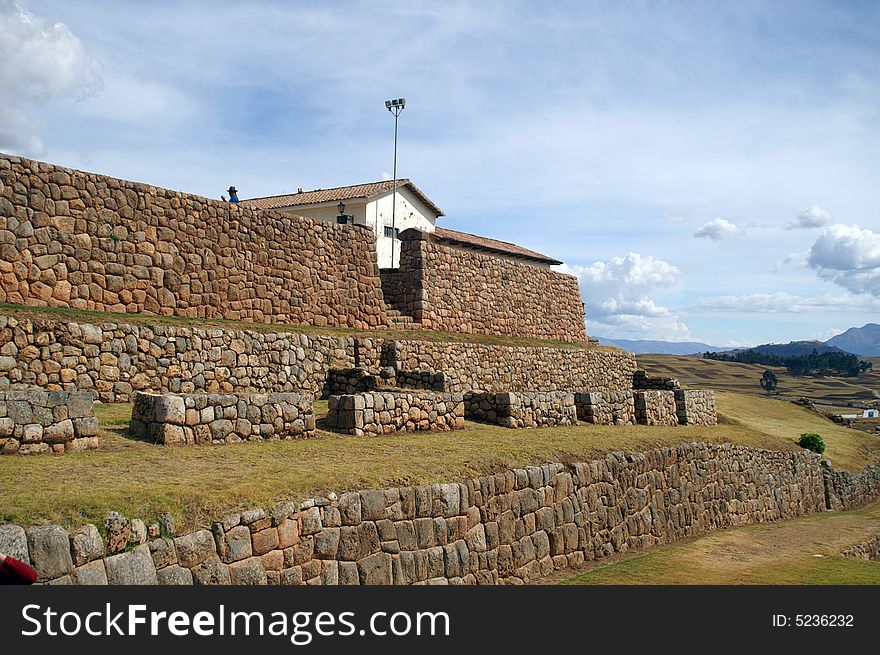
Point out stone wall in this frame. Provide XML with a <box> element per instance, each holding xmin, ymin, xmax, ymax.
<box><xmin>633</xmin><ymin>370</ymin><xmax>680</xmax><ymax>390</ymax></box>
<box><xmin>0</xmin><ymin>315</ymin><xmax>636</xmax><ymax>402</ymax></box>
<box><xmin>323</xmin><ymin>368</ymin><xmax>383</xmax><ymax>396</ymax></box>
<box><xmin>384</xmin><ymin>229</ymin><xmax>588</xmax><ymax>343</ymax></box>
<box><xmin>0</xmin><ymin>315</ymin><xmax>359</xmax><ymax>403</ymax></box>
<box><xmin>822</xmin><ymin>460</ymin><xmax>880</xmax><ymax>512</ymax></box>
<box><xmin>325</xmin><ymin>391</ymin><xmax>465</xmax><ymax>436</ymax></box>
<box><xmin>3</xmin><ymin>443</ymin><xmax>860</xmax><ymax>586</ymax></box>
<box><xmin>634</xmin><ymin>390</ymin><xmax>679</xmax><ymax>426</ymax></box>
<box><xmin>674</xmin><ymin>390</ymin><xmax>717</xmax><ymax>426</ymax></box>
<box><xmin>396</xmin><ymin>370</ymin><xmax>447</xmax><ymax>392</ymax></box>
<box><xmin>390</xmin><ymin>339</ymin><xmax>637</xmax><ymax>394</ymax></box>
<box><xmin>0</xmin><ymin>389</ymin><xmax>97</xmax><ymax>455</ymax></box>
<box><xmin>841</xmin><ymin>534</ymin><xmax>880</xmax><ymax>561</ymax></box>
<box><xmin>0</xmin><ymin>153</ymin><xmax>388</xmax><ymax>328</ymax></box>
<box><xmin>131</xmin><ymin>391</ymin><xmax>314</xmax><ymax>445</ymax></box>
<box><xmin>574</xmin><ymin>391</ymin><xmax>635</xmax><ymax>425</ymax></box>
<box><xmin>464</xmin><ymin>391</ymin><xmax>577</xmax><ymax>429</ymax></box>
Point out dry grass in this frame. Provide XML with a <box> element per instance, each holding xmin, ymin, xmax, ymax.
<box><xmin>1</xmin><ymin>390</ymin><xmax>878</xmax><ymax>533</ymax></box>
<box><xmin>559</xmin><ymin>501</ymin><xmax>880</xmax><ymax>585</ymax></box>
<box><xmin>638</xmin><ymin>354</ymin><xmax>880</xmax><ymax>406</ymax></box>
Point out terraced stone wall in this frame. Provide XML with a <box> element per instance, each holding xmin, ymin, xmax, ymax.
<box><xmin>0</xmin><ymin>153</ymin><xmax>388</xmax><ymax>328</ymax></box>
<box><xmin>0</xmin><ymin>389</ymin><xmax>97</xmax><ymax>454</ymax></box>
<box><xmin>0</xmin><ymin>443</ymin><xmax>849</xmax><ymax>585</ymax></box>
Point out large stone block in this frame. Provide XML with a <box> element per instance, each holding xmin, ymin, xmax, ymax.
<box><xmin>70</xmin><ymin>524</ymin><xmax>104</xmax><ymax>566</ymax></box>
<box><xmin>228</xmin><ymin>557</ymin><xmax>268</xmax><ymax>585</ymax></box>
<box><xmin>157</xmin><ymin>564</ymin><xmax>194</xmax><ymax>585</ymax></box>
<box><xmin>71</xmin><ymin>560</ymin><xmax>108</xmax><ymax>585</ymax></box>
<box><xmin>0</xmin><ymin>524</ymin><xmax>29</xmax><ymax>564</ymax></box>
<box><xmin>104</xmin><ymin>545</ymin><xmax>158</xmax><ymax>585</ymax></box>
<box><xmin>26</xmin><ymin>525</ymin><xmax>73</xmax><ymax>581</ymax></box>
<box><xmin>357</xmin><ymin>551</ymin><xmax>392</xmax><ymax>585</ymax></box>
<box><xmin>173</xmin><ymin>529</ymin><xmax>216</xmax><ymax>568</ymax></box>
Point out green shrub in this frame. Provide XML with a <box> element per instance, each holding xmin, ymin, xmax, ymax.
<box><xmin>798</xmin><ymin>432</ymin><xmax>825</xmax><ymax>454</ymax></box>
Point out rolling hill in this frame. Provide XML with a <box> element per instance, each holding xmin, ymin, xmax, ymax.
<box><xmin>595</xmin><ymin>337</ymin><xmax>733</xmax><ymax>355</ymax></box>
<box><xmin>826</xmin><ymin>323</ymin><xmax>880</xmax><ymax>356</ymax></box>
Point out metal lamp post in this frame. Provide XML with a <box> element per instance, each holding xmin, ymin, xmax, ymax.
<box><xmin>385</xmin><ymin>97</ymin><xmax>405</xmax><ymax>267</ymax></box>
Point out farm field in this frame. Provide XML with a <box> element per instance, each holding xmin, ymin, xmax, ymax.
<box><xmin>637</xmin><ymin>354</ymin><xmax>880</xmax><ymax>407</ymax></box>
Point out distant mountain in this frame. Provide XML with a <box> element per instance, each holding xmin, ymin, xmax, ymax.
<box><xmin>596</xmin><ymin>337</ymin><xmax>734</xmax><ymax>355</ymax></box>
<box><xmin>825</xmin><ymin>324</ymin><xmax>880</xmax><ymax>356</ymax></box>
<box><xmin>747</xmin><ymin>340</ymin><xmax>847</xmax><ymax>357</ymax></box>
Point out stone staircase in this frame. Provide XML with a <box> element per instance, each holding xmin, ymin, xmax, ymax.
<box><xmin>385</xmin><ymin>308</ymin><xmax>416</xmax><ymax>329</ymax></box>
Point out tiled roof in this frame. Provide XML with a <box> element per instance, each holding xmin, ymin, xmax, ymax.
<box><xmin>240</xmin><ymin>179</ymin><xmax>444</xmax><ymax>217</ymax></box>
<box><xmin>433</xmin><ymin>227</ymin><xmax>562</xmax><ymax>265</ymax></box>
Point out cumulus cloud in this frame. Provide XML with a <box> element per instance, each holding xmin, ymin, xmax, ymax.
<box><xmin>807</xmin><ymin>224</ymin><xmax>880</xmax><ymax>296</ymax></box>
<box><xmin>693</xmin><ymin>218</ymin><xmax>744</xmax><ymax>240</ymax></box>
<box><xmin>786</xmin><ymin>205</ymin><xmax>833</xmax><ymax>230</ymax></box>
<box><xmin>0</xmin><ymin>0</ymin><xmax>103</xmax><ymax>154</ymax></box>
<box><xmin>694</xmin><ymin>291</ymin><xmax>880</xmax><ymax>313</ymax></box>
<box><xmin>559</xmin><ymin>253</ymin><xmax>690</xmax><ymax>340</ymax></box>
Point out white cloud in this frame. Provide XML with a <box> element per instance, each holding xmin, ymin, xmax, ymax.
<box><xmin>807</xmin><ymin>224</ymin><xmax>880</xmax><ymax>296</ymax></box>
<box><xmin>559</xmin><ymin>253</ymin><xmax>690</xmax><ymax>340</ymax></box>
<box><xmin>786</xmin><ymin>205</ymin><xmax>833</xmax><ymax>230</ymax></box>
<box><xmin>0</xmin><ymin>0</ymin><xmax>103</xmax><ymax>155</ymax></box>
<box><xmin>693</xmin><ymin>218</ymin><xmax>744</xmax><ymax>240</ymax></box>
<box><xmin>811</xmin><ymin>327</ymin><xmax>845</xmax><ymax>342</ymax></box>
<box><xmin>694</xmin><ymin>291</ymin><xmax>880</xmax><ymax>313</ymax></box>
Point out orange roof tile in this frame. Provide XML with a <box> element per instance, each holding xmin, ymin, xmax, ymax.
<box><xmin>433</xmin><ymin>227</ymin><xmax>562</xmax><ymax>265</ymax></box>
<box><xmin>240</xmin><ymin>179</ymin><xmax>444</xmax><ymax>217</ymax></box>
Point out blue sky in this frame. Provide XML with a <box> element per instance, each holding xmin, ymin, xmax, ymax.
<box><xmin>2</xmin><ymin>0</ymin><xmax>879</xmax><ymax>345</ymax></box>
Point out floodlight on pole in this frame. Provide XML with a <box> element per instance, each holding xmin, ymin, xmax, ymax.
<box><xmin>385</xmin><ymin>97</ymin><xmax>406</xmax><ymax>267</ymax></box>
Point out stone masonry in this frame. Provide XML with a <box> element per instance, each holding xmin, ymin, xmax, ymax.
<box><xmin>0</xmin><ymin>316</ymin><xmax>636</xmax><ymax>402</ymax></box>
<box><xmin>391</xmin><ymin>339</ymin><xmax>636</xmax><ymax>394</ymax></box>
<box><xmin>131</xmin><ymin>391</ymin><xmax>315</xmax><ymax>445</ymax></box>
<box><xmin>634</xmin><ymin>391</ymin><xmax>679</xmax><ymax>426</ymax></box>
<box><xmin>382</xmin><ymin>229</ymin><xmax>588</xmax><ymax>343</ymax></box>
<box><xmin>674</xmin><ymin>390</ymin><xmax>717</xmax><ymax>426</ymax></box>
<box><xmin>0</xmin><ymin>153</ymin><xmax>388</xmax><ymax>328</ymax></box>
<box><xmin>633</xmin><ymin>370</ymin><xmax>680</xmax><ymax>390</ymax></box>
<box><xmin>465</xmin><ymin>391</ymin><xmax>577</xmax><ymax>429</ymax></box>
<box><xmin>0</xmin><ymin>389</ymin><xmax>98</xmax><ymax>455</ymax></box>
<box><xmin>574</xmin><ymin>391</ymin><xmax>636</xmax><ymax>425</ymax></box>
<box><xmin>325</xmin><ymin>391</ymin><xmax>465</xmax><ymax>436</ymax></box>
<box><xmin>841</xmin><ymin>534</ymin><xmax>880</xmax><ymax>561</ymax></box>
<box><xmin>7</xmin><ymin>443</ymin><xmax>877</xmax><ymax>585</ymax></box>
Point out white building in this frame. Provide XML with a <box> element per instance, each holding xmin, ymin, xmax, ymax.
<box><xmin>242</xmin><ymin>179</ymin><xmax>444</xmax><ymax>268</ymax></box>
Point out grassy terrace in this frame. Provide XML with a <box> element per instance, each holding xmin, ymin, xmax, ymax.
<box><xmin>0</xmin><ymin>303</ymin><xmax>601</xmax><ymax>351</ymax></box>
<box><xmin>1</xmin><ymin>391</ymin><xmax>878</xmax><ymax>533</ymax></box>
<box><xmin>558</xmin><ymin>501</ymin><xmax>880</xmax><ymax>585</ymax></box>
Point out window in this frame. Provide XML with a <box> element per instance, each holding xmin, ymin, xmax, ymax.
<box><xmin>384</xmin><ymin>226</ymin><xmax>399</xmax><ymax>239</ymax></box>
<box><xmin>337</xmin><ymin>215</ymin><xmax>353</xmax><ymax>225</ymax></box>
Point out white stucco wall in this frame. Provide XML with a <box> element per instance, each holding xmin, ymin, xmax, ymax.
<box><xmin>369</xmin><ymin>188</ymin><xmax>437</xmax><ymax>268</ymax></box>
<box><xmin>279</xmin><ymin>200</ymin><xmax>369</xmax><ymax>227</ymax></box>
<box><xmin>275</xmin><ymin>186</ymin><xmax>438</xmax><ymax>268</ymax></box>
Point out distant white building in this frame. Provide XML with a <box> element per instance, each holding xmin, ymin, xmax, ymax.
<box><xmin>242</xmin><ymin>179</ymin><xmax>444</xmax><ymax>268</ymax></box>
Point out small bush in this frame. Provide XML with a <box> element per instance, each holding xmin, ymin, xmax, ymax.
<box><xmin>798</xmin><ymin>432</ymin><xmax>825</xmax><ymax>454</ymax></box>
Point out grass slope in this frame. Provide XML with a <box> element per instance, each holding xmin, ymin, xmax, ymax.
<box><xmin>559</xmin><ymin>501</ymin><xmax>880</xmax><ymax>585</ymax></box>
<box><xmin>1</xmin><ymin>391</ymin><xmax>878</xmax><ymax>532</ymax></box>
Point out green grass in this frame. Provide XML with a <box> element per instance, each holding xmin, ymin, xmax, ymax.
<box><xmin>1</xmin><ymin>390</ymin><xmax>878</xmax><ymax>533</ymax></box>
<box><xmin>560</xmin><ymin>501</ymin><xmax>880</xmax><ymax>585</ymax></box>
<box><xmin>0</xmin><ymin>302</ymin><xmax>601</xmax><ymax>351</ymax></box>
